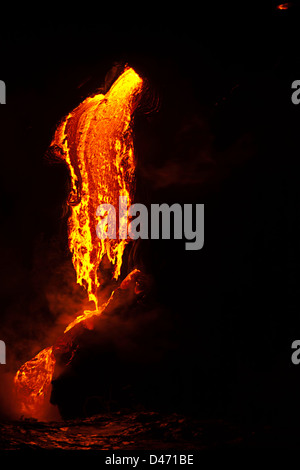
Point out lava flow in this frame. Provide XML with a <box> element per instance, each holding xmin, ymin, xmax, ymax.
<box><xmin>14</xmin><ymin>67</ymin><xmax>144</xmax><ymax>419</ymax></box>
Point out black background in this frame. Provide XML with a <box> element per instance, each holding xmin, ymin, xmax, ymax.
<box><xmin>1</xmin><ymin>1</ymin><xmax>300</xmax><ymax>429</ymax></box>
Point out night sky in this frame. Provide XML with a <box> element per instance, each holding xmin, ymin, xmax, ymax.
<box><xmin>1</xmin><ymin>2</ymin><xmax>300</xmax><ymax>428</ymax></box>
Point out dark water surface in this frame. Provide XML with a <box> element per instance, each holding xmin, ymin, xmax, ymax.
<box><xmin>1</xmin><ymin>411</ymin><xmax>300</xmax><ymax>450</ymax></box>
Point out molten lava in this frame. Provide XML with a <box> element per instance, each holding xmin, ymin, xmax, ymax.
<box><xmin>52</xmin><ymin>67</ymin><xmax>143</xmax><ymax>307</ymax></box>
<box><xmin>14</xmin><ymin>67</ymin><xmax>144</xmax><ymax>418</ymax></box>
<box><xmin>276</xmin><ymin>2</ymin><xmax>293</xmax><ymax>9</ymax></box>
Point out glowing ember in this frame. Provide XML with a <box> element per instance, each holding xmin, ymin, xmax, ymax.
<box><xmin>276</xmin><ymin>2</ymin><xmax>293</xmax><ymax>9</ymax></box>
<box><xmin>14</xmin><ymin>67</ymin><xmax>144</xmax><ymax>418</ymax></box>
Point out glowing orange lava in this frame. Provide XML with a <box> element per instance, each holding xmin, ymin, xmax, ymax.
<box><xmin>14</xmin><ymin>67</ymin><xmax>144</xmax><ymax>418</ymax></box>
<box><xmin>52</xmin><ymin>67</ymin><xmax>143</xmax><ymax>308</ymax></box>
<box><xmin>14</xmin><ymin>347</ymin><xmax>55</xmax><ymax>418</ymax></box>
<box><xmin>276</xmin><ymin>2</ymin><xmax>293</xmax><ymax>10</ymax></box>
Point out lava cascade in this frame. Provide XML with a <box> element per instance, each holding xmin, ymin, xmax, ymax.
<box><xmin>14</xmin><ymin>67</ymin><xmax>144</xmax><ymax>418</ymax></box>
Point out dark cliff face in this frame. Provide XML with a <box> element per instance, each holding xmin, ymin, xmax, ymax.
<box><xmin>50</xmin><ymin>270</ymin><xmax>179</xmax><ymax>419</ymax></box>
